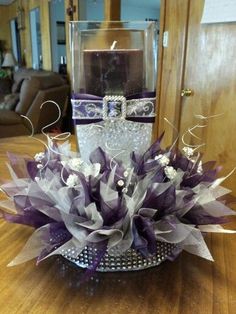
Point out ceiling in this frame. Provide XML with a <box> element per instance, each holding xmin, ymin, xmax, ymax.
<box><xmin>0</xmin><ymin>0</ymin><xmax>15</xmax><ymax>5</ymax></box>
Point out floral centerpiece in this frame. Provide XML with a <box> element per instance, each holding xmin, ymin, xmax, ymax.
<box><xmin>0</xmin><ymin>132</ymin><xmax>235</xmax><ymax>272</ymax></box>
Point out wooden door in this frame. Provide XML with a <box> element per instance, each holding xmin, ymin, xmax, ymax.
<box><xmin>179</xmin><ymin>0</ymin><xmax>236</xmax><ymax>193</ymax></box>
<box><xmin>158</xmin><ymin>0</ymin><xmax>236</xmax><ymax>193</ymax></box>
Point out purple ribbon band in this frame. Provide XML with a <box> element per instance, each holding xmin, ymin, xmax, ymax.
<box><xmin>73</xmin><ymin>116</ymin><xmax>156</xmax><ymax>125</ymax></box>
<box><xmin>72</xmin><ymin>91</ymin><xmax>156</xmax><ymax>125</ymax></box>
<box><xmin>72</xmin><ymin>91</ymin><xmax>156</xmax><ymax>101</ymax></box>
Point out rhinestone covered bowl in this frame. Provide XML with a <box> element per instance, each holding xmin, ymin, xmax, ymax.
<box><xmin>61</xmin><ymin>242</ymin><xmax>178</xmax><ymax>272</ymax></box>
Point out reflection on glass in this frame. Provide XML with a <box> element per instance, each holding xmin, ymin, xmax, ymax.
<box><xmin>51</xmin><ymin>256</ymin><xmax>176</xmax><ymax>297</ymax></box>
<box><xmin>29</xmin><ymin>7</ymin><xmax>42</xmax><ymax>70</ymax></box>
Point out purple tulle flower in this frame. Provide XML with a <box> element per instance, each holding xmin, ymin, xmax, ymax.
<box><xmin>132</xmin><ymin>215</ymin><xmax>157</xmax><ymax>256</ymax></box>
<box><xmin>0</xmin><ymin>134</ymin><xmax>235</xmax><ymax>270</ymax></box>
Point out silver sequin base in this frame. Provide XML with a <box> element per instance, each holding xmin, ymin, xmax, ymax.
<box><xmin>62</xmin><ymin>242</ymin><xmax>178</xmax><ymax>272</ymax></box>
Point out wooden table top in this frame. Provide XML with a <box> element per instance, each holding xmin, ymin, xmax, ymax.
<box><xmin>0</xmin><ymin>135</ymin><xmax>236</xmax><ymax>314</ymax></box>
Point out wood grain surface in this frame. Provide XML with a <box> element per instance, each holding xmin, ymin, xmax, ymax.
<box><xmin>0</xmin><ymin>0</ymin><xmax>52</xmax><ymax>70</ymax></box>
<box><xmin>0</xmin><ymin>135</ymin><xmax>236</xmax><ymax>314</ymax></box>
<box><xmin>104</xmin><ymin>0</ymin><xmax>121</xmax><ymax>21</ymax></box>
<box><xmin>178</xmin><ymin>0</ymin><xmax>236</xmax><ymax>196</ymax></box>
<box><xmin>156</xmin><ymin>0</ymin><xmax>190</xmax><ymax>148</ymax></box>
<box><xmin>157</xmin><ymin>0</ymin><xmax>236</xmax><ymax>196</ymax></box>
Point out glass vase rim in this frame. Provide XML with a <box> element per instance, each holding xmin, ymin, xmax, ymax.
<box><xmin>69</xmin><ymin>20</ymin><xmax>157</xmax><ymax>25</ymax></box>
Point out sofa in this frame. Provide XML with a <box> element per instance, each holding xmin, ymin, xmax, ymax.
<box><xmin>0</xmin><ymin>68</ymin><xmax>70</xmax><ymax>138</ymax></box>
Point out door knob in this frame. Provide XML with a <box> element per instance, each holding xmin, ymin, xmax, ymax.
<box><xmin>181</xmin><ymin>88</ymin><xmax>193</xmax><ymax>97</ymax></box>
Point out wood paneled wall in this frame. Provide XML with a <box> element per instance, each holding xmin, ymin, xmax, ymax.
<box><xmin>0</xmin><ymin>5</ymin><xmax>11</xmax><ymax>51</ymax></box>
<box><xmin>0</xmin><ymin>0</ymin><xmax>123</xmax><ymax>75</ymax></box>
<box><xmin>0</xmin><ymin>0</ymin><xmax>51</xmax><ymax>70</ymax></box>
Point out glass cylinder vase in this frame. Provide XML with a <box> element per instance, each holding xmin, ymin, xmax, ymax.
<box><xmin>70</xmin><ymin>21</ymin><xmax>158</xmax><ymax>165</ymax></box>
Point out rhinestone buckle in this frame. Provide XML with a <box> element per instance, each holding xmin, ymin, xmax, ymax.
<box><xmin>103</xmin><ymin>95</ymin><xmax>126</xmax><ymax>120</ymax></box>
